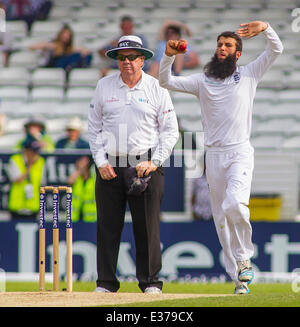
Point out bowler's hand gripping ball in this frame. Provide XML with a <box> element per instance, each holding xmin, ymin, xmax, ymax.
<box><xmin>177</xmin><ymin>41</ymin><xmax>187</xmax><ymax>52</ymax></box>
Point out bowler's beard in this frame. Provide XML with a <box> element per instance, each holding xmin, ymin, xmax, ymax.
<box><xmin>204</xmin><ymin>52</ymin><xmax>237</xmax><ymax>80</ymax></box>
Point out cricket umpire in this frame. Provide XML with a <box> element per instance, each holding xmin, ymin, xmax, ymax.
<box><xmin>159</xmin><ymin>21</ymin><xmax>283</xmax><ymax>294</ymax></box>
<box><xmin>88</xmin><ymin>35</ymin><xmax>179</xmax><ymax>293</ymax></box>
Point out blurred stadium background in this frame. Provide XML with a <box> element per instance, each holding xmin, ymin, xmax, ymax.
<box><xmin>0</xmin><ymin>0</ymin><xmax>300</xmax><ymax>285</ymax></box>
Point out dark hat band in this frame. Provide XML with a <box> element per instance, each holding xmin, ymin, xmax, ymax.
<box><xmin>118</xmin><ymin>40</ymin><xmax>142</xmax><ymax>48</ymax></box>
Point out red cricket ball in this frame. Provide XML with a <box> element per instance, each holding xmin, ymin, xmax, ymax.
<box><xmin>178</xmin><ymin>42</ymin><xmax>187</xmax><ymax>51</ymax></box>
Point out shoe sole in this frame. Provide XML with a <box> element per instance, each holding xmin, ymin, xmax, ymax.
<box><xmin>234</xmin><ymin>283</ymin><xmax>250</xmax><ymax>295</ymax></box>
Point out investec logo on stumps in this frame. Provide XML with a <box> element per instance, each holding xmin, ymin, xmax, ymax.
<box><xmin>53</xmin><ymin>193</ymin><xmax>59</xmax><ymax>229</ymax></box>
<box><xmin>0</xmin><ymin>8</ymin><xmax>5</xmax><ymax>33</ymax></box>
<box><xmin>39</xmin><ymin>193</ymin><xmax>46</xmax><ymax>229</ymax></box>
<box><xmin>66</xmin><ymin>193</ymin><xmax>72</xmax><ymax>229</ymax></box>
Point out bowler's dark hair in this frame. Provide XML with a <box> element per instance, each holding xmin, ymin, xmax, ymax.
<box><xmin>217</xmin><ymin>31</ymin><xmax>243</xmax><ymax>52</ymax></box>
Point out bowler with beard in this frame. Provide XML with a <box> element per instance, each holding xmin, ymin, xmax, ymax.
<box><xmin>158</xmin><ymin>21</ymin><xmax>283</xmax><ymax>294</ymax></box>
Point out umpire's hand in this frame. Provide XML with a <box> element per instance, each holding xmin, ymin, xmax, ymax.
<box><xmin>99</xmin><ymin>164</ymin><xmax>117</xmax><ymax>180</ymax></box>
<box><xmin>136</xmin><ymin>161</ymin><xmax>157</xmax><ymax>178</ymax></box>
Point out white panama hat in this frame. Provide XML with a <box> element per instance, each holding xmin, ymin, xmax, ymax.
<box><xmin>105</xmin><ymin>35</ymin><xmax>154</xmax><ymax>60</ymax></box>
<box><xmin>66</xmin><ymin>117</ymin><xmax>82</xmax><ymax>130</ymax></box>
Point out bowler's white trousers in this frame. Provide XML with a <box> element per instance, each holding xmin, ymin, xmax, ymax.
<box><xmin>205</xmin><ymin>142</ymin><xmax>254</xmax><ymax>284</ymax></box>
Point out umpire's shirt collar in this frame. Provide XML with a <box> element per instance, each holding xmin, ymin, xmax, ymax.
<box><xmin>117</xmin><ymin>71</ymin><xmax>145</xmax><ymax>90</ymax></box>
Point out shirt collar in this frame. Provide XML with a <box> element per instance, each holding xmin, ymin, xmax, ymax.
<box><xmin>117</xmin><ymin>70</ymin><xmax>145</xmax><ymax>90</ymax></box>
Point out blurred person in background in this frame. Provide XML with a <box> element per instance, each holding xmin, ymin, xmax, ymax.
<box><xmin>55</xmin><ymin>116</ymin><xmax>89</xmax><ymax>150</ymax></box>
<box><xmin>29</xmin><ymin>24</ymin><xmax>92</xmax><ymax>74</ymax></box>
<box><xmin>15</xmin><ymin>116</ymin><xmax>55</xmax><ymax>152</ymax></box>
<box><xmin>0</xmin><ymin>3</ymin><xmax>13</xmax><ymax>67</ymax></box>
<box><xmin>7</xmin><ymin>137</ymin><xmax>46</xmax><ymax>219</ymax></box>
<box><xmin>0</xmin><ymin>114</ymin><xmax>5</xmax><ymax>136</ymax></box>
<box><xmin>3</xmin><ymin>0</ymin><xmax>52</xmax><ymax>33</ymax></box>
<box><xmin>148</xmin><ymin>19</ymin><xmax>200</xmax><ymax>78</ymax></box>
<box><xmin>98</xmin><ymin>15</ymin><xmax>149</xmax><ymax>76</ymax></box>
<box><xmin>67</xmin><ymin>155</ymin><xmax>96</xmax><ymax>222</ymax></box>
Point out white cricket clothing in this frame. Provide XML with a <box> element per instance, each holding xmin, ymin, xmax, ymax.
<box><xmin>205</xmin><ymin>143</ymin><xmax>254</xmax><ymax>283</ymax></box>
<box><xmin>88</xmin><ymin>71</ymin><xmax>179</xmax><ymax>168</ymax></box>
<box><xmin>159</xmin><ymin>25</ymin><xmax>283</xmax><ymax>148</ymax></box>
<box><xmin>159</xmin><ymin>24</ymin><xmax>283</xmax><ymax>283</ymax></box>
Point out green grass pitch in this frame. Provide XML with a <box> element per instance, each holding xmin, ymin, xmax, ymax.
<box><xmin>5</xmin><ymin>281</ymin><xmax>300</xmax><ymax>307</ymax></box>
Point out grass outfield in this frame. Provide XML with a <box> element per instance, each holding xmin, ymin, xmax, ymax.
<box><xmin>5</xmin><ymin>282</ymin><xmax>300</xmax><ymax>307</ymax></box>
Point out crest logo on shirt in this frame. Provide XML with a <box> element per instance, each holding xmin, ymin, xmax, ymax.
<box><xmin>138</xmin><ymin>98</ymin><xmax>149</xmax><ymax>103</ymax></box>
<box><xmin>163</xmin><ymin>109</ymin><xmax>174</xmax><ymax>115</ymax></box>
<box><xmin>106</xmin><ymin>96</ymin><xmax>120</xmax><ymax>103</ymax></box>
<box><xmin>233</xmin><ymin>72</ymin><xmax>240</xmax><ymax>84</ymax></box>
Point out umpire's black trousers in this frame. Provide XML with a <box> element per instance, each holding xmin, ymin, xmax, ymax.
<box><xmin>95</xmin><ymin>156</ymin><xmax>164</xmax><ymax>292</ymax></box>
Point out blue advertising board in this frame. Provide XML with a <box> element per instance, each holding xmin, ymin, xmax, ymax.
<box><xmin>0</xmin><ymin>221</ymin><xmax>299</xmax><ymax>281</ymax></box>
<box><xmin>0</xmin><ymin>152</ymin><xmax>184</xmax><ymax>212</ymax></box>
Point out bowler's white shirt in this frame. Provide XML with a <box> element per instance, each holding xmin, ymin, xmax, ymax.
<box><xmin>88</xmin><ymin>70</ymin><xmax>179</xmax><ymax>168</ymax></box>
<box><xmin>159</xmin><ymin>25</ymin><xmax>283</xmax><ymax>148</ymax></box>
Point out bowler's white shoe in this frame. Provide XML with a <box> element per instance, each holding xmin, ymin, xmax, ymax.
<box><xmin>234</xmin><ymin>282</ymin><xmax>249</xmax><ymax>295</ymax></box>
<box><xmin>237</xmin><ymin>260</ymin><xmax>254</xmax><ymax>284</ymax></box>
<box><xmin>144</xmin><ymin>287</ymin><xmax>162</xmax><ymax>294</ymax></box>
<box><xmin>94</xmin><ymin>286</ymin><xmax>111</xmax><ymax>293</ymax></box>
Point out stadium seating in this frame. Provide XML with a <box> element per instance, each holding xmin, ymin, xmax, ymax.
<box><xmin>0</xmin><ymin>133</ymin><xmax>24</xmax><ymax>149</ymax></box>
<box><xmin>0</xmin><ymin>0</ymin><xmax>299</xmax><ymax>152</ymax></box>
<box><xmin>9</xmin><ymin>51</ymin><xmax>40</xmax><ymax>69</ymax></box>
<box><xmin>30</xmin><ymin>87</ymin><xmax>65</xmax><ymax>102</ymax></box>
<box><xmin>65</xmin><ymin>87</ymin><xmax>95</xmax><ymax>102</ymax></box>
<box><xmin>30</xmin><ymin>21</ymin><xmax>64</xmax><ymax>38</ymax></box>
<box><xmin>0</xmin><ymin>86</ymin><xmax>28</xmax><ymax>102</ymax></box>
<box><xmin>68</xmin><ymin>68</ymin><xmax>101</xmax><ymax>87</ymax></box>
<box><xmin>0</xmin><ymin>67</ymin><xmax>31</xmax><ymax>87</ymax></box>
<box><xmin>31</xmin><ymin>68</ymin><xmax>66</xmax><ymax>87</ymax></box>
<box><xmin>6</xmin><ymin>21</ymin><xmax>27</xmax><ymax>39</ymax></box>
<box><xmin>282</xmin><ymin>135</ymin><xmax>300</xmax><ymax>149</ymax></box>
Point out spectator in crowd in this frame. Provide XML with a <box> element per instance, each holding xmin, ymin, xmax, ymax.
<box><xmin>29</xmin><ymin>24</ymin><xmax>92</xmax><ymax>74</ymax></box>
<box><xmin>98</xmin><ymin>15</ymin><xmax>149</xmax><ymax>76</ymax></box>
<box><xmin>0</xmin><ymin>113</ymin><xmax>5</xmax><ymax>136</ymax></box>
<box><xmin>0</xmin><ymin>3</ymin><xmax>13</xmax><ymax>66</ymax></box>
<box><xmin>15</xmin><ymin>116</ymin><xmax>55</xmax><ymax>152</ymax></box>
<box><xmin>0</xmin><ymin>30</ymin><xmax>13</xmax><ymax>66</ymax></box>
<box><xmin>3</xmin><ymin>0</ymin><xmax>52</xmax><ymax>33</ymax></box>
<box><xmin>191</xmin><ymin>154</ymin><xmax>213</xmax><ymax>221</ymax></box>
<box><xmin>148</xmin><ymin>19</ymin><xmax>200</xmax><ymax>78</ymax></box>
<box><xmin>55</xmin><ymin>116</ymin><xmax>89</xmax><ymax>150</ymax></box>
<box><xmin>67</xmin><ymin>155</ymin><xmax>96</xmax><ymax>222</ymax></box>
<box><xmin>7</xmin><ymin>137</ymin><xmax>46</xmax><ymax>219</ymax></box>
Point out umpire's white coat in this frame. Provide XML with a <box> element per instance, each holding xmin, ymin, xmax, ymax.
<box><xmin>159</xmin><ymin>24</ymin><xmax>283</xmax><ymax>284</ymax></box>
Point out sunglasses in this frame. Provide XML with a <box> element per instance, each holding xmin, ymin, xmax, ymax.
<box><xmin>116</xmin><ymin>54</ymin><xmax>143</xmax><ymax>61</ymax></box>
